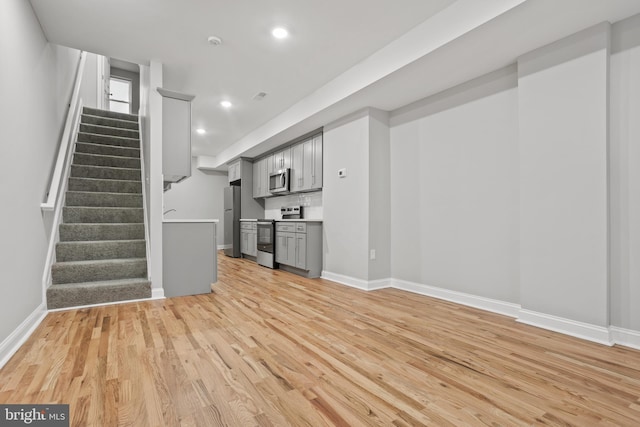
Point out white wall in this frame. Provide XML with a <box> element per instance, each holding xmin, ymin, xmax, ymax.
<box><xmin>80</xmin><ymin>52</ymin><xmax>98</xmax><ymax>108</ymax></box>
<box><xmin>163</xmin><ymin>157</ymin><xmax>228</xmax><ymax>246</ymax></box>
<box><xmin>323</xmin><ymin>111</ymin><xmax>371</xmax><ymax>281</ymax></box>
<box><xmin>0</xmin><ymin>0</ymin><xmax>81</xmax><ymax>345</ymax></box>
<box><xmin>389</xmin><ymin>66</ymin><xmax>519</xmax><ymax>303</ymax></box>
<box><xmin>610</xmin><ymin>14</ymin><xmax>640</xmax><ymax>331</ymax></box>
<box><xmin>518</xmin><ymin>23</ymin><xmax>610</xmax><ymax>327</ymax></box>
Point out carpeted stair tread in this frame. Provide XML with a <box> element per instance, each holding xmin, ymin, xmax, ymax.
<box><xmin>56</xmin><ymin>239</ymin><xmax>146</xmax><ymax>261</ymax></box>
<box><xmin>71</xmin><ymin>164</ymin><xmax>141</xmax><ymax>181</ymax></box>
<box><xmin>81</xmin><ymin>114</ymin><xmax>139</xmax><ymax>130</ymax></box>
<box><xmin>83</xmin><ymin>107</ymin><xmax>138</xmax><ymax>123</ymax></box>
<box><xmin>73</xmin><ymin>152</ymin><xmax>141</xmax><ymax>169</ymax></box>
<box><xmin>77</xmin><ymin>132</ymin><xmax>140</xmax><ymax>148</ymax></box>
<box><xmin>63</xmin><ymin>206</ymin><xmax>143</xmax><ymax>223</ymax></box>
<box><xmin>59</xmin><ymin>223</ymin><xmax>145</xmax><ymax>241</ymax></box>
<box><xmin>52</xmin><ymin>257</ymin><xmax>147</xmax><ymax>284</ymax></box>
<box><xmin>47</xmin><ymin>278</ymin><xmax>151</xmax><ymax>309</ymax></box>
<box><xmin>75</xmin><ymin>142</ymin><xmax>140</xmax><ymax>158</ymax></box>
<box><xmin>66</xmin><ymin>191</ymin><xmax>142</xmax><ymax>207</ymax></box>
<box><xmin>80</xmin><ymin>123</ymin><xmax>139</xmax><ymax>139</ymax></box>
<box><xmin>68</xmin><ymin>177</ymin><xmax>141</xmax><ymax>194</ymax></box>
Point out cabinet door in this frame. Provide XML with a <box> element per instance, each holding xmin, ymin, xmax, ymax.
<box><xmin>240</xmin><ymin>230</ymin><xmax>248</xmax><ymax>254</ymax></box>
<box><xmin>252</xmin><ymin>161</ymin><xmax>260</xmax><ymax>198</ymax></box>
<box><xmin>285</xmin><ymin>233</ymin><xmax>296</xmax><ymax>266</ymax></box>
<box><xmin>248</xmin><ymin>232</ymin><xmax>256</xmax><ymax>256</ymax></box>
<box><xmin>275</xmin><ymin>234</ymin><xmax>287</xmax><ymax>264</ymax></box>
<box><xmin>302</xmin><ymin>139</ymin><xmax>314</xmax><ymax>191</ymax></box>
<box><xmin>312</xmin><ymin>134</ymin><xmax>323</xmax><ymax>189</ymax></box>
<box><xmin>261</xmin><ymin>158</ymin><xmax>270</xmax><ymax>197</ymax></box>
<box><xmin>290</xmin><ymin>142</ymin><xmax>304</xmax><ymax>192</ymax></box>
<box><xmin>273</xmin><ymin>148</ymin><xmax>291</xmax><ymax>171</ymax></box>
<box><xmin>295</xmin><ymin>233</ymin><xmax>307</xmax><ymax>269</ymax></box>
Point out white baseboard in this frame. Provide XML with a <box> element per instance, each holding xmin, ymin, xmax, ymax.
<box><xmin>218</xmin><ymin>244</ymin><xmax>231</xmax><ymax>250</ymax></box>
<box><xmin>152</xmin><ymin>287</ymin><xmax>165</xmax><ymax>299</ymax></box>
<box><xmin>610</xmin><ymin>326</ymin><xmax>640</xmax><ymax>350</ymax></box>
<box><xmin>321</xmin><ymin>271</ymin><xmax>391</xmax><ymax>291</ymax></box>
<box><xmin>320</xmin><ymin>273</ymin><xmax>640</xmax><ymax>349</ymax></box>
<box><xmin>391</xmin><ymin>278</ymin><xmax>521</xmax><ymax>318</ymax></box>
<box><xmin>0</xmin><ymin>303</ymin><xmax>47</xmax><ymax>369</ymax></box>
<box><xmin>517</xmin><ymin>309</ymin><xmax>612</xmax><ymax>346</ymax></box>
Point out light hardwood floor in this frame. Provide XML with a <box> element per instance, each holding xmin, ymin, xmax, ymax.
<box><xmin>1</xmin><ymin>253</ymin><xmax>640</xmax><ymax>426</ymax></box>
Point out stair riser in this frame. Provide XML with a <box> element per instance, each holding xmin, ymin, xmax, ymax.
<box><xmin>52</xmin><ymin>260</ymin><xmax>147</xmax><ymax>284</ymax></box>
<box><xmin>56</xmin><ymin>241</ymin><xmax>146</xmax><ymax>262</ymax></box>
<box><xmin>66</xmin><ymin>192</ymin><xmax>142</xmax><ymax>208</ymax></box>
<box><xmin>68</xmin><ymin>178</ymin><xmax>141</xmax><ymax>194</ymax></box>
<box><xmin>75</xmin><ymin>142</ymin><xmax>140</xmax><ymax>158</ymax></box>
<box><xmin>47</xmin><ymin>280</ymin><xmax>151</xmax><ymax>309</ymax></box>
<box><xmin>83</xmin><ymin>107</ymin><xmax>138</xmax><ymax>123</ymax></box>
<box><xmin>47</xmin><ymin>281</ymin><xmax>151</xmax><ymax>309</ymax></box>
<box><xmin>77</xmin><ymin>132</ymin><xmax>139</xmax><ymax>149</ymax></box>
<box><xmin>81</xmin><ymin>114</ymin><xmax>139</xmax><ymax>130</ymax></box>
<box><xmin>63</xmin><ymin>207</ymin><xmax>144</xmax><ymax>224</ymax></box>
<box><xmin>71</xmin><ymin>165</ymin><xmax>141</xmax><ymax>181</ymax></box>
<box><xmin>80</xmin><ymin>123</ymin><xmax>139</xmax><ymax>139</ymax></box>
<box><xmin>59</xmin><ymin>224</ymin><xmax>145</xmax><ymax>241</ymax></box>
<box><xmin>73</xmin><ymin>153</ymin><xmax>140</xmax><ymax>169</ymax></box>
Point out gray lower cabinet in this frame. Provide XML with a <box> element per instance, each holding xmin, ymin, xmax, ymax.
<box><xmin>275</xmin><ymin>222</ymin><xmax>322</xmax><ymax>278</ymax></box>
<box><xmin>240</xmin><ymin>222</ymin><xmax>257</xmax><ymax>257</ymax></box>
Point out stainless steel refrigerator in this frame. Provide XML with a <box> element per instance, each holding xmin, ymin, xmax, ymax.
<box><xmin>223</xmin><ymin>186</ymin><xmax>241</xmax><ymax>257</ymax></box>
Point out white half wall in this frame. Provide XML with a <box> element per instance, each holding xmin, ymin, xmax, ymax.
<box><xmin>163</xmin><ymin>157</ymin><xmax>228</xmax><ymax>246</ymax></box>
<box><xmin>389</xmin><ymin>66</ymin><xmax>519</xmax><ymax>303</ymax></box>
<box><xmin>518</xmin><ymin>23</ymin><xmax>610</xmax><ymax>327</ymax></box>
<box><xmin>0</xmin><ymin>0</ymin><xmax>81</xmax><ymax>353</ymax></box>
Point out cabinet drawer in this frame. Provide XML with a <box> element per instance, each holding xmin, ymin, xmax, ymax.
<box><xmin>240</xmin><ymin>222</ymin><xmax>254</xmax><ymax>230</ymax></box>
<box><xmin>276</xmin><ymin>223</ymin><xmax>296</xmax><ymax>232</ymax></box>
<box><xmin>294</xmin><ymin>223</ymin><xmax>306</xmax><ymax>233</ymax></box>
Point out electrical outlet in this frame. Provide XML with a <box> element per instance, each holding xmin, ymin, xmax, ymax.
<box><xmin>370</xmin><ymin>249</ymin><xmax>376</xmax><ymax>260</ymax></box>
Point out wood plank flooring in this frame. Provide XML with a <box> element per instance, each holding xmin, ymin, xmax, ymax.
<box><xmin>1</xmin><ymin>253</ymin><xmax>640</xmax><ymax>425</ymax></box>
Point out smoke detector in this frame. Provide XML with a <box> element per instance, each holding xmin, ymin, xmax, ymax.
<box><xmin>207</xmin><ymin>36</ymin><xmax>222</xmax><ymax>46</ymax></box>
<box><xmin>253</xmin><ymin>92</ymin><xmax>267</xmax><ymax>101</ymax></box>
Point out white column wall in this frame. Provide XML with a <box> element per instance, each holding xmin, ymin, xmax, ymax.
<box><xmin>322</xmin><ymin>111</ymin><xmax>370</xmax><ymax>282</ymax></box>
<box><xmin>518</xmin><ymin>23</ymin><xmax>610</xmax><ymax>327</ymax></box>
<box><xmin>610</xmin><ymin>14</ymin><xmax>640</xmax><ymax>331</ymax></box>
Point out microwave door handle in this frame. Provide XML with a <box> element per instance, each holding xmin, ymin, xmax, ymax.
<box><xmin>281</xmin><ymin>173</ymin><xmax>285</xmax><ymax>188</ymax></box>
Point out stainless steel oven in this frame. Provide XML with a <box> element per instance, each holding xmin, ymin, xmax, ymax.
<box><xmin>256</xmin><ymin>220</ymin><xmax>276</xmax><ymax>268</ymax></box>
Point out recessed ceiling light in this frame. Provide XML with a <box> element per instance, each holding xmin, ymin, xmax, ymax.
<box><xmin>220</xmin><ymin>100</ymin><xmax>232</xmax><ymax>108</ymax></box>
<box><xmin>272</xmin><ymin>27</ymin><xmax>289</xmax><ymax>39</ymax></box>
<box><xmin>196</xmin><ymin>128</ymin><xmax>206</xmax><ymax>135</ymax></box>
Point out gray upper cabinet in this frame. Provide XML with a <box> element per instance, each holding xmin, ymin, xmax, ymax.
<box><xmin>272</xmin><ymin>147</ymin><xmax>291</xmax><ymax>171</ymax></box>
<box><xmin>228</xmin><ymin>159</ymin><xmax>241</xmax><ymax>183</ymax></box>
<box><xmin>252</xmin><ymin>157</ymin><xmax>269</xmax><ymax>198</ymax></box>
<box><xmin>290</xmin><ymin>134</ymin><xmax>322</xmax><ymax>193</ymax></box>
<box><xmin>158</xmin><ymin>88</ymin><xmax>195</xmax><ymax>183</ymax></box>
<box><xmin>252</xmin><ymin>132</ymin><xmax>322</xmax><ymax>199</ymax></box>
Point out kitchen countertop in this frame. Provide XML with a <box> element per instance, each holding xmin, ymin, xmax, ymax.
<box><xmin>240</xmin><ymin>218</ymin><xmax>322</xmax><ymax>222</ymax></box>
<box><xmin>163</xmin><ymin>219</ymin><xmax>219</xmax><ymax>223</ymax></box>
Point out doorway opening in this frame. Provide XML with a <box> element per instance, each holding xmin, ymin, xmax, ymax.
<box><xmin>109</xmin><ymin>77</ymin><xmax>132</xmax><ymax>114</ymax></box>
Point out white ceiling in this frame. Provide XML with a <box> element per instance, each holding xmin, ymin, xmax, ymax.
<box><xmin>30</xmin><ymin>0</ymin><xmax>640</xmax><ymax>168</ymax></box>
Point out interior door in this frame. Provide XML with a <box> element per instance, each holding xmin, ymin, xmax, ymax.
<box><xmin>97</xmin><ymin>56</ymin><xmax>111</xmax><ymax>109</ymax></box>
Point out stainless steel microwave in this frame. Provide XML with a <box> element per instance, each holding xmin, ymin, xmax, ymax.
<box><xmin>269</xmin><ymin>168</ymin><xmax>290</xmax><ymax>194</ymax></box>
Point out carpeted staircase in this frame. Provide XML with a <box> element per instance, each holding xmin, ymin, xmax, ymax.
<box><xmin>46</xmin><ymin>107</ymin><xmax>151</xmax><ymax>309</ymax></box>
